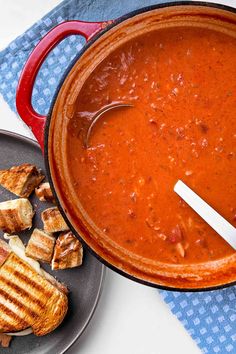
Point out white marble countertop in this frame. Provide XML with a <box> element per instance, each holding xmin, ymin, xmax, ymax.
<box><xmin>0</xmin><ymin>1</ymin><xmax>234</xmax><ymax>353</ymax></box>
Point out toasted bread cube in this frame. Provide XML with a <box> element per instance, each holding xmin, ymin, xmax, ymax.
<box><xmin>41</xmin><ymin>207</ymin><xmax>69</xmax><ymax>233</ymax></box>
<box><xmin>51</xmin><ymin>231</ymin><xmax>83</xmax><ymax>270</ymax></box>
<box><xmin>35</xmin><ymin>182</ymin><xmax>55</xmax><ymax>203</ymax></box>
<box><xmin>25</xmin><ymin>228</ymin><xmax>55</xmax><ymax>263</ymax></box>
<box><xmin>0</xmin><ymin>198</ymin><xmax>34</xmax><ymax>234</ymax></box>
<box><xmin>0</xmin><ymin>163</ymin><xmax>44</xmax><ymax>198</ymax></box>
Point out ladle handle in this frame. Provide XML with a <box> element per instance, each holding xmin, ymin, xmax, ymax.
<box><xmin>174</xmin><ymin>180</ymin><xmax>236</xmax><ymax>249</ymax></box>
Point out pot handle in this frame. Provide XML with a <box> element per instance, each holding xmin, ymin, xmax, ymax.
<box><xmin>16</xmin><ymin>20</ymin><xmax>111</xmax><ymax>151</ymax></box>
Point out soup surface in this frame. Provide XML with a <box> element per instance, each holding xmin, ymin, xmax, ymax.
<box><xmin>67</xmin><ymin>26</ymin><xmax>236</xmax><ymax>264</ymax></box>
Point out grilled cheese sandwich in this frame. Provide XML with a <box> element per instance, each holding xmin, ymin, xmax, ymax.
<box><xmin>0</xmin><ymin>237</ymin><xmax>68</xmax><ymax>336</ymax></box>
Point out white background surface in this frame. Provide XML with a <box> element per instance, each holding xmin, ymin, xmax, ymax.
<box><xmin>0</xmin><ymin>1</ymin><xmax>234</xmax><ymax>353</ymax></box>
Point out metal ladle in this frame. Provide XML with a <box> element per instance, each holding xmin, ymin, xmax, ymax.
<box><xmin>84</xmin><ymin>102</ymin><xmax>133</xmax><ymax>148</ymax></box>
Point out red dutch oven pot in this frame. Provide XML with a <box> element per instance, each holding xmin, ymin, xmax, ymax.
<box><xmin>16</xmin><ymin>2</ymin><xmax>236</xmax><ymax>291</ymax></box>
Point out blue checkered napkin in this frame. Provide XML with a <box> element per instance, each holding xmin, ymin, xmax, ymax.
<box><xmin>161</xmin><ymin>289</ymin><xmax>236</xmax><ymax>353</ymax></box>
<box><xmin>0</xmin><ymin>1</ymin><xmax>236</xmax><ymax>353</ymax></box>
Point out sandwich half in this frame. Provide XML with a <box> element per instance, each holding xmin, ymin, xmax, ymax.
<box><xmin>0</xmin><ymin>238</ymin><xmax>68</xmax><ymax>336</ymax></box>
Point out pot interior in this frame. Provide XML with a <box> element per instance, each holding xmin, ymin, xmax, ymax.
<box><xmin>48</xmin><ymin>4</ymin><xmax>236</xmax><ymax>290</ymax></box>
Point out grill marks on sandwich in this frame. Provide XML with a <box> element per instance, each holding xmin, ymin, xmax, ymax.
<box><xmin>0</xmin><ymin>274</ymin><xmax>45</xmax><ymax>310</ymax></box>
<box><xmin>3</xmin><ymin>264</ymin><xmax>54</xmax><ymax>299</ymax></box>
<box><xmin>7</xmin><ymin>269</ymin><xmax>53</xmax><ymax>298</ymax></box>
<box><xmin>0</xmin><ymin>288</ymin><xmax>39</xmax><ymax>320</ymax></box>
<box><xmin>0</xmin><ymin>303</ymin><xmax>29</xmax><ymax>331</ymax></box>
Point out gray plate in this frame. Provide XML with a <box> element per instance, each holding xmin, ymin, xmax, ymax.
<box><xmin>0</xmin><ymin>129</ymin><xmax>105</xmax><ymax>354</ymax></box>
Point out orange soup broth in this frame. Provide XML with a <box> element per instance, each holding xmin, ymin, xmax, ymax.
<box><xmin>67</xmin><ymin>26</ymin><xmax>236</xmax><ymax>264</ymax></box>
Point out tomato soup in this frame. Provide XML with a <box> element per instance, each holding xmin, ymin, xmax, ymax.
<box><xmin>66</xmin><ymin>26</ymin><xmax>236</xmax><ymax>265</ymax></box>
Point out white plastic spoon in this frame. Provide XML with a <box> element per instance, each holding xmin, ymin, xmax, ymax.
<box><xmin>174</xmin><ymin>180</ymin><xmax>236</xmax><ymax>250</ymax></box>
